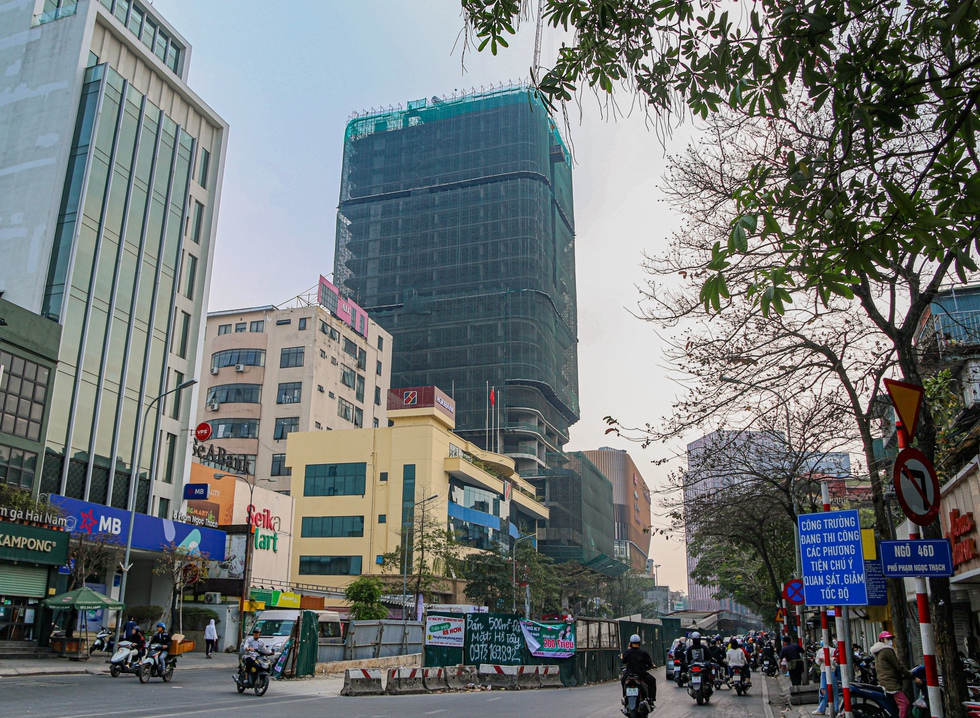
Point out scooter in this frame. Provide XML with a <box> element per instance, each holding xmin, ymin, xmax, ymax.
<box><xmin>713</xmin><ymin>662</ymin><xmax>727</xmax><ymax>690</ymax></box>
<box><xmin>665</xmin><ymin>650</ymin><xmax>675</xmax><ymax>681</ymax></box>
<box><xmin>621</xmin><ymin>671</ymin><xmax>655</xmax><ymax>718</ymax></box>
<box><xmin>673</xmin><ymin>658</ymin><xmax>688</xmax><ymax>687</ymax></box>
<box><xmin>138</xmin><ymin>642</ymin><xmax>177</xmax><ymax>683</ymax></box>
<box><xmin>762</xmin><ymin>656</ymin><xmax>778</xmax><ymax>677</ymax></box>
<box><xmin>687</xmin><ymin>662</ymin><xmax>713</xmax><ymax>705</ymax></box>
<box><xmin>89</xmin><ymin>626</ymin><xmax>114</xmax><ymax>654</ymax></box>
<box><xmin>235</xmin><ymin>648</ymin><xmax>274</xmax><ymax>696</ymax></box>
<box><xmin>730</xmin><ymin>666</ymin><xmax>751</xmax><ymax>696</ymax></box>
<box><xmin>109</xmin><ymin>638</ymin><xmax>144</xmax><ymax>677</ymax></box>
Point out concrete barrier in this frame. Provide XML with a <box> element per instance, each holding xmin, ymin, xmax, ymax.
<box><xmin>516</xmin><ymin>664</ymin><xmax>540</xmax><ymax>689</ymax></box>
<box><xmin>341</xmin><ymin>668</ymin><xmax>385</xmax><ymax>696</ymax></box>
<box><xmin>538</xmin><ymin>665</ymin><xmax>563</xmax><ymax>688</ymax></box>
<box><xmin>386</xmin><ymin>667</ymin><xmax>427</xmax><ymax>695</ymax></box>
<box><xmin>422</xmin><ymin>667</ymin><xmax>448</xmax><ymax>692</ymax></box>
<box><xmin>445</xmin><ymin>664</ymin><xmax>479</xmax><ymax>690</ymax></box>
<box><xmin>478</xmin><ymin>663</ymin><xmax>520</xmax><ymax>690</ymax></box>
<box><xmin>316</xmin><ymin>652</ymin><xmax>421</xmax><ymax>676</ymax></box>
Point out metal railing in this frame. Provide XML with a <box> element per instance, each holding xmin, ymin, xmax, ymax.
<box><xmin>33</xmin><ymin>2</ymin><xmax>77</xmax><ymax>26</ymax></box>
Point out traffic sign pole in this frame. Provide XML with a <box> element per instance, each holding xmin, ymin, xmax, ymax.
<box><xmin>835</xmin><ymin>606</ymin><xmax>853</xmax><ymax>718</ymax></box>
<box><xmin>908</xmin><ymin>520</ymin><xmax>943</xmax><ymax>718</ymax></box>
<box><xmin>821</xmin><ymin>481</ymin><xmax>836</xmax><ymax>718</ymax></box>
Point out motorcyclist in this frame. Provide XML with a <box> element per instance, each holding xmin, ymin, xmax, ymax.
<box><xmin>685</xmin><ymin>632</ymin><xmax>711</xmax><ymax>684</ymax></box>
<box><xmin>727</xmin><ymin>638</ymin><xmax>750</xmax><ymax>683</ymax></box>
<box><xmin>708</xmin><ymin>636</ymin><xmax>726</xmax><ymax>669</ymax></box>
<box><xmin>620</xmin><ymin>633</ymin><xmax>657</xmax><ymax>711</ymax></box>
<box><xmin>150</xmin><ymin>622</ymin><xmax>170</xmax><ymax>674</ymax></box>
<box><xmin>871</xmin><ymin>630</ymin><xmax>922</xmax><ymax>718</ymax></box>
<box><xmin>241</xmin><ymin>627</ymin><xmax>271</xmax><ymax>684</ymax></box>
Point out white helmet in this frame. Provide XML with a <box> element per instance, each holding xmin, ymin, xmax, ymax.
<box><xmin>629</xmin><ymin>634</ymin><xmax>641</xmax><ymax>644</ymax></box>
<box><xmin>691</xmin><ymin>631</ymin><xmax>701</xmax><ymax>640</ymax></box>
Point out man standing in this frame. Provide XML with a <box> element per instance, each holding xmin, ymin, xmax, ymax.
<box><xmin>871</xmin><ymin>630</ymin><xmax>923</xmax><ymax>718</ymax></box>
<box><xmin>122</xmin><ymin>616</ymin><xmax>139</xmax><ymax>641</ymax></box>
<box><xmin>779</xmin><ymin>637</ymin><xmax>805</xmax><ymax>686</ymax></box>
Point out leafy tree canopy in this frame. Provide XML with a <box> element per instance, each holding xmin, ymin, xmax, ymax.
<box><xmin>345</xmin><ymin>576</ymin><xmax>390</xmax><ymax>620</ymax></box>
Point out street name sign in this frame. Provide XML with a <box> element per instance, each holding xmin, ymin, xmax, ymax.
<box><xmin>880</xmin><ymin>539</ymin><xmax>953</xmax><ymax>577</ymax></box>
<box><xmin>798</xmin><ymin>509</ymin><xmax>868</xmax><ymax>606</ymax></box>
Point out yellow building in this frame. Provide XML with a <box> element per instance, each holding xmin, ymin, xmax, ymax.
<box><xmin>285</xmin><ymin>386</ymin><xmax>548</xmax><ymax>594</ymax></box>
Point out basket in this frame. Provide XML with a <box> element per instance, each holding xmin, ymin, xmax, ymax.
<box><xmin>170</xmin><ymin>634</ymin><xmax>195</xmax><ymax>655</ymax></box>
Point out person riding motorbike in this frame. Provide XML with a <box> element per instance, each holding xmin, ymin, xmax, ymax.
<box><xmin>871</xmin><ymin>631</ymin><xmax>922</xmax><ymax>718</ymax></box>
<box><xmin>727</xmin><ymin>638</ymin><xmax>750</xmax><ymax>683</ymax></box>
<box><xmin>241</xmin><ymin>627</ymin><xmax>271</xmax><ymax>683</ymax></box>
<box><xmin>621</xmin><ymin>633</ymin><xmax>657</xmax><ymax>710</ymax></box>
<box><xmin>150</xmin><ymin>622</ymin><xmax>170</xmax><ymax>674</ymax></box>
<box><xmin>685</xmin><ymin>632</ymin><xmax>711</xmax><ymax>684</ymax></box>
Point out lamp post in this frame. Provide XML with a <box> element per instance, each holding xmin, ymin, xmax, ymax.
<box><xmin>213</xmin><ymin>472</ymin><xmax>257</xmax><ymax>642</ymax></box>
<box><xmin>114</xmin><ymin>378</ymin><xmax>197</xmax><ymax>647</ymax></box>
<box><xmin>401</xmin><ymin>494</ymin><xmax>438</xmax><ymax>626</ymax></box>
<box><xmin>511</xmin><ymin>533</ymin><xmax>536</xmax><ymax>614</ymax></box>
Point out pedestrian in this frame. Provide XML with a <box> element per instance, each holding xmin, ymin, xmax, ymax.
<box><xmin>779</xmin><ymin>637</ymin><xmax>805</xmax><ymax>686</ymax></box>
<box><xmin>204</xmin><ymin>618</ymin><xmax>218</xmax><ymax>658</ymax></box>
<box><xmin>812</xmin><ymin>640</ymin><xmax>838</xmax><ymax>715</ymax></box>
<box><xmin>123</xmin><ymin>615</ymin><xmax>139</xmax><ymax>641</ymax></box>
<box><xmin>871</xmin><ymin>630</ymin><xmax>922</xmax><ymax>718</ymax></box>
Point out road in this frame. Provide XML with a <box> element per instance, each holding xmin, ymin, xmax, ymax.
<box><xmin>0</xmin><ymin>664</ymin><xmax>775</xmax><ymax>718</ymax></box>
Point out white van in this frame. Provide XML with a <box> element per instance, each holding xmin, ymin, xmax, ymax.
<box><xmin>248</xmin><ymin>609</ymin><xmax>343</xmax><ymax>654</ymax></box>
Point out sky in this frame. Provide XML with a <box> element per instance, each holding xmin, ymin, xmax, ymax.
<box><xmin>156</xmin><ymin>0</ymin><xmax>695</xmax><ymax>594</ymax></box>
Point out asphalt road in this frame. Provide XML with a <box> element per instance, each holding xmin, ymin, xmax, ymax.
<box><xmin>0</xmin><ymin>664</ymin><xmax>775</xmax><ymax>718</ymax></box>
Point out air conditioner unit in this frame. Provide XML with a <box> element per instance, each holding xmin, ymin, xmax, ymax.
<box><xmin>235</xmin><ymin>363</ymin><xmax>245</xmax><ymax>372</ymax></box>
<box><xmin>210</xmin><ymin>366</ymin><xmax>219</xmax><ymax>375</ymax></box>
<box><xmin>204</xmin><ymin>592</ymin><xmax>222</xmax><ymax>605</ymax></box>
<box><xmin>209</xmin><ymin>401</ymin><xmax>220</xmax><ymax>411</ymax></box>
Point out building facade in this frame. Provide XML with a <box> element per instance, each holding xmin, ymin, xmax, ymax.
<box><xmin>285</xmin><ymin>386</ymin><xmax>549</xmax><ymax>593</ymax></box>
<box><xmin>582</xmin><ymin>447</ymin><xmax>653</xmax><ymax>573</ymax></box>
<box><xmin>1</xmin><ymin>0</ymin><xmax>227</xmax><ymax>521</ymax></box>
<box><xmin>333</xmin><ymin>85</ymin><xmax>579</xmax><ymax>478</ymax></box>
<box><xmin>195</xmin><ymin>279</ymin><xmax>393</xmax><ymax>496</ymax></box>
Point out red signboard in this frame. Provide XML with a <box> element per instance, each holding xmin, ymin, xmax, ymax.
<box><xmin>194</xmin><ymin>422</ymin><xmax>212</xmax><ymax>442</ymax></box>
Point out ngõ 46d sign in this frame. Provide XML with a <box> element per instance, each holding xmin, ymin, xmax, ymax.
<box><xmin>880</xmin><ymin>540</ymin><xmax>953</xmax><ymax>577</ymax></box>
<box><xmin>798</xmin><ymin>509</ymin><xmax>868</xmax><ymax>606</ymax></box>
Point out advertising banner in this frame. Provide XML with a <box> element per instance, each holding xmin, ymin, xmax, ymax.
<box><xmin>425</xmin><ymin>615</ymin><xmax>465</xmax><ymax>647</ymax></box>
<box><xmin>520</xmin><ymin>620</ymin><xmax>576</xmax><ymax>658</ymax></box>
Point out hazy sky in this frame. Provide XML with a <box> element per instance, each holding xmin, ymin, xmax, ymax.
<box><xmin>156</xmin><ymin>0</ymin><xmax>694</xmax><ymax>592</ymax></box>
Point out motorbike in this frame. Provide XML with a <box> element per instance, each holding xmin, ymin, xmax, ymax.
<box><xmin>762</xmin><ymin>656</ymin><xmax>778</xmax><ymax>677</ymax></box>
<box><xmin>109</xmin><ymin>639</ymin><xmax>144</xmax><ymax>677</ymax></box>
<box><xmin>687</xmin><ymin>662</ymin><xmax>713</xmax><ymax>705</ymax></box>
<box><xmin>713</xmin><ymin>662</ymin><xmax>727</xmax><ymax>690</ymax></box>
<box><xmin>621</xmin><ymin>671</ymin><xmax>654</xmax><ymax>718</ymax></box>
<box><xmin>853</xmin><ymin>648</ymin><xmax>877</xmax><ymax>684</ymax></box>
<box><xmin>89</xmin><ymin>626</ymin><xmax>114</xmax><ymax>655</ymax></box>
<box><xmin>665</xmin><ymin>650</ymin><xmax>674</xmax><ymax>680</ymax></box>
<box><xmin>673</xmin><ymin>658</ymin><xmax>688</xmax><ymax>687</ymax></box>
<box><xmin>730</xmin><ymin>666</ymin><xmax>751</xmax><ymax>696</ymax></box>
<box><xmin>235</xmin><ymin>648</ymin><xmax>274</xmax><ymax>696</ymax></box>
<box><xmin>138</xmin><ymin>642</ymin><xmax>177</xmax><ymax>683</ymax></box>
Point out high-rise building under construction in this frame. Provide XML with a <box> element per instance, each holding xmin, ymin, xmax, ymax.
<box><xmin>334</xmin><ymin>85</ymin><xmax>579</xmax><ymax>475</ymax></box>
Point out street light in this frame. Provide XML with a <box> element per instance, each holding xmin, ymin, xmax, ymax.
<box><xmin>402</xmin><ymin>494</ymin><xmax>438</xmax><ymax>625</ymax></box>
<box><xmin>652</xmin><ymin>563</ymin><xmax>661</xmax><ymax>587</ymax></box>
<box><xmin>115</xmin><ymin>377</ymin><xmax>197</xmax><ymax>647</ymax></box>
<box><xmin>511</xmin><ymin>533</ymin><xmax>536</xmax><ymax>614</ymax></box>
<box><xmin>213</xmin><ymin>472</ymin><xmax>258</xmax><ymax>642</ymax></box>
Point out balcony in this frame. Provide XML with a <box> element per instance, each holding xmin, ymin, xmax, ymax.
<box><xmin>444</xmin><ymin>456</ymin><xmax>503</xmax><ymax>494</ymax></box>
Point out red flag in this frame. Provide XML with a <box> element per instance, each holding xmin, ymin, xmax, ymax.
<box><xmin>490</xmin><ymin>388</ymin><xmax>495</xmax><ymax>406</ymax></box>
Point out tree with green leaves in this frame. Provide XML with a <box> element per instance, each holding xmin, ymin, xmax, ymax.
<box><xmin>344</xmin><ymin>576</ymin><xmax>390</xmax><ymax>620</ymax></box>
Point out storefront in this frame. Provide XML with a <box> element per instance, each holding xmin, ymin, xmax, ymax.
<box><xmin>0</xmin><ymin>520</ymin><xmax>70</xmax><ymax>641</ymax></box>
<box><xmin>940</xmin><ymin>460</ymin><xmax>980</xmax><ymax>658</ymax></box>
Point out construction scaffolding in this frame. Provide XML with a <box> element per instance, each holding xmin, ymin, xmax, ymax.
<box><xmin>334</xmin><ymin>85</ymin><xmax>579</xmax><ymax>455</ymax></box>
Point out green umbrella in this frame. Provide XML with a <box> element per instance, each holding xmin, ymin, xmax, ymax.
<box><xmin>43</xmin><ymin>586</ymin><xmax>125</xmax><ymax>611</ymax></box>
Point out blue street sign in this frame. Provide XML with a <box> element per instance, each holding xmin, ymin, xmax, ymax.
<box><xmin>798</xmin><ymin>509</ymin><xmax>868</xmax><ymax>606</ymax></box>
<box><xmin>183</xmin><ymin>483</ymin><xmax>210</xmax><ymax>500</ymax></box>
<box><xmin>880</xmin><ymin>540</ymin><xmax>953</xmax><ymax>577</ymax></box>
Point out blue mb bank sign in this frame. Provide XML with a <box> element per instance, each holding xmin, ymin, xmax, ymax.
<box><xmin>798</xmin><ymin>509</ymin><xmax>868</xmax><ymax>606</ymax></box>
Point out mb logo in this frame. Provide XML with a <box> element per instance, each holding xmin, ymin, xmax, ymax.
<box><xmin>100</xmin><ymin>516</ymin><xmax>122</xmax><ymax>534</ymax></box>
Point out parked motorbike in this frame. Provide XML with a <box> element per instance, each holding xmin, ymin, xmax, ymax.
<box><xmin>235</xmin><ymin>648</ymin><xmax>274</xmax><ymax>696</ymax></box>
<box><xmin>109</xmin><ymin>639</ymin><xmax>144</xmax><ymax>677</ymax></box>
<box><xmin>730</xmin><ymin>666</ymin><xmax>751</xmax><ymax>696</ymax></box>
<box><xmin>673</xmin><ymin>658</ymin><xmax>688</xmax><ymax>687</ymax></box>
<box><xmin>621</xmin><ymin>671</ymin><xmax>654</xmax><ymax>718</ymax></box>
<box><xmin>89</xmin><ymin>626</ymin><xmax>114</xmax><ymax>655</ymax></box>
<box><xmin>138</xmin><ymin>642</ymin><xmax>177</xmax><ymax>683</ymax></box>
<box><xmin>853</xmin><ymin>647</ymin><xmax>877</xmax><ymax>684</ymax></box>
<box><xmin>687</xmin><ymin>662</ymin><xmax>713</xmax><ymax>705</ymax></box>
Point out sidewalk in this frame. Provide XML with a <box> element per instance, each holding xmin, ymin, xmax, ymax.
<box><xmin>766</xmin><ymin>672</ymin><xmax>821</xmax><ymax>718</ymax></box>
<box><xmin>0</xmin><ymin>650</ymin><xmax>240</xmax><ymax>678</ymax></box>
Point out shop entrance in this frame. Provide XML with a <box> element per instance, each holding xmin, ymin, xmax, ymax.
<box><xmin>0</xmin><ymin>597</ymin><xmax>40</xmax><ymax>641</ymax></box>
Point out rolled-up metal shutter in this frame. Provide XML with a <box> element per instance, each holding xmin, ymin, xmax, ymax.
<box><xmin>0</xmin><ymin>564</ymin><xmax>48</xmax><ymax>597</ymax></box>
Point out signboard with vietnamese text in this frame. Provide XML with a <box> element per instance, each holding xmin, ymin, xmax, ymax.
<box><xmin>425</xmin><ymin>615</ymin><xmax>465</xmax><ymax>647</ymax></box>
<box><xmin>798</xmin><ymin>509</ymin><xmax>868</xmax><ymax>606</ymax></box>
<box><xmin>880</xmin><ymin>540</ymin><xmax>953</xmax><ymax>577</ymax></box>
<box><xmin>0</xmin><ymin>521</ymin><xmax>69</xmax><ymax>565</ymax></box>
<box><xmin>520</xmin><ymin>620</ymin><xmax>576</xmax><ymax>658</ymax></box>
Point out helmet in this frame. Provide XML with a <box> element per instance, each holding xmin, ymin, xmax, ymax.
<box><xmin>629</xmin><ymin>634</ymin><xmax>641</xmax><ymax>644</ymax></box>
<box><xmin>878</xmin><ymin>631</ymin><xmax>894</xmax><ymax>641</ymax></box>
<box><xmin>252</xmin><ymin>627</ymin><xmax>261</xmax><ymax>634</ymax></box>
<box><xmin>156</xmin><ymin>622</ymin><xmax>165</xmax><ymax>628</ymax></box>
<box><xmin>691</xmin><ymin>631</ymin><xmax>701</xmax><ymax>640</ymax></box>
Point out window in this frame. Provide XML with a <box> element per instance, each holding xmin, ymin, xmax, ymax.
<box><xmin>340</xmin><ymin>364</ymin><xmax>356</xmax><ymax>389</ymax></box>
<box><xmin>337</xmin><ymin>397</ymin><xmax>355</xmax><ymax>423</ymax></box>
<box><xmin>170</xmin><ymin>371</ymin><xmax>185</xmax><ymax>419</ymax></box>
<box><xmin>320</xmin><ymin>322</ymin><xmax>340</xmax><ymax>341</ymax></box>
<box><xmin>274</xmin><ymin>416</ymin><xmax>299</xmax><ymax>440</ymax></box>
<box><xmin>319</xmin><ymin>350</ymin><xmax>326</xmax><ymax>359</ymax></box>
<box><xmin>373</xmin><ymin>417</ymin><xmax>379</xmax><ymax>428</ymax></box>
<box><xmin>354</xmin><ymin>407</ymin><xmax>363</xmax><ymax>428</ymax></box>
<box><xmin>342</xmin><ymin>337</ymin><xmax>358</xmax><ymax>358</ymax></box>
<box><xmin>198</xmin><ymin>148</ymin><xmax>210</xmax><ymax>188</ymax></box>
<box><xmin>175</xmin><ymin>311</ymin><xmax>190</xmax><ymax>358</ymax></box>
<box><xmin>276</xmin><ymin>318</ymin><xmax>291</xmax><ymax>326</ymax></box>
<box><xmin>374</xmin><ymin>386</ymin><xmax>381</xmax><ymax>406</ymax></box>
<box><xmin>207</xmin><ymin>383</ymin><xmax>262</xmax><ymax>404</ymax></box>
<box><xmin>217</xmin><ymin>324</ymin><xmax>231</xmax><ymax>335</ymax></box>
<box><xmin>378</xmin><ymin>514</ymin><xmax>386</xmax><ymax>524</ymax></box>
<box><xmin>0</xmin><ymin>443</ymin><xmax>38</xmax><ymax>489</ymax></box>
<box><xmin>357</xmin><ymin>347</ymin><xmax>367</xmax><ymax>370</ymax></box>
<box><xmin>355</xmin><ymin>375</ymin><xmax>365</xmax><ymax>403</ymax></box>
<box><xmin>277</xmin><ymin>382</ymin><xmax>302</xmax><ymax>404</ymax></box>
<box><xmin>317</xmin><ymin>385</ymin><xmax>324</xmax><ymax>393</ymax></box>
<box><xmin>301</xmin><ymin>516</ymin><xmax>365</xmax><ymax>538</ymax></box>
<box><xmin>0</xmin><ymin>352</ymin><xmax>50</xmax><ymax>443</ymax></box>
<box><xmin>249</xmin><ymin>320</ymin><xmax>264</xmax><ymax>333</ymax></box>
<box><xmin>157</xmin><ymin>497</ymin><xmax>170</xmax><ymax>520</ymax></box>
<box><xmin>190</xmin><ymin>200</ymin><xmax>204</xmax><ymax>243</ymax></box>
<box><xmin>183</xmin><ymin>253</ymin><xmax>197</xmax><ymax>299</ymax></box>
<box><xmin>379</xmin><ymin>471</ymin><xmax>388</xmax><ymax>482</ymax></box>
<box><xmin>378</xmin><ymin>336</ymin><xmax>384</xmax><ymax>351</ymax></box>
<box><xmin>303</xmin><ymin>462</ymin><xmax>366</xmax><ymax>496</ymax></box>
<box><xmin>271</xmin><ymin>454</ymin><xmax>291</xmax><ymax>477</ymax></box>
<box><xmin>299</xmin><ymin>318</ymin><xmax>308</xmax><ymax>330</ymax></box>
<box><xmin>314</xmin><ymin>421</ymin><xmax>322</xmax><ymax>429</ymax></box>
<box><xmin>280</xmin><ymin>347</ymin><xmax>304</xmax><ymax>368</ymax></box>
<box><xmin>162</xmin><ymin>433</ymin><xmax>177</xmax><ymax>484</ymax></box>
<box><xmin>208</xmin><ymin>418</ymin><xmax>259</xmax><ymax>439</ymax></box>
<box><xmin>235</xmin><ymin>322</ymin><xmax>247</xmax><ymax>333</ymax></box>
<box><xmin>376</xmin><ymin>360</ymin><xmax>382</xmax><ymax>377</ymax></box>
<box><xmin>210</xmin><ymin>348</ymin><xmax>265</xmax><ymax>370</ymax></box>
<box><xmin>298</xmin><ymin>556</ymin><xmax>362</xmax><ymax>576</ymax></box>
<box><xmin>320</xmin><ymin>288</ymin><xmax>338</xmax><ymax>316</ymax></box>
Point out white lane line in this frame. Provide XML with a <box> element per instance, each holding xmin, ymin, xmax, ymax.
<box><xmin>57</xmin><ymin>695</ymin><xmax>325</xmax><ymax>718</ymax></box>
<box><xmin>424</xmin><ymin>710</ymin><xmax>447</xmax><ymax>715</ymax></box>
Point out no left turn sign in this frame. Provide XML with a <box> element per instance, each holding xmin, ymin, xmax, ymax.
<box><xmin>892</xmin><ymin>447</ymin><xmax>940</xmax><ymax>526</ymax></box>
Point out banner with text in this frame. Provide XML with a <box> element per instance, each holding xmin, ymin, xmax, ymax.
<box><xmin>425</xmin><ymin>615</ymin><xmax>465</xmax><ymax>647</ymax></box>
<box><xmin>520</xmin><ymin>620</ymin><xmax>577</xmax><ymax>658</ymax></box>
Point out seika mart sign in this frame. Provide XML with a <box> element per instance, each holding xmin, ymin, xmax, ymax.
<box><xmin>248</xmin><ymin>506</ymin><xmax>280</xmax><ymax>553</ymax></box>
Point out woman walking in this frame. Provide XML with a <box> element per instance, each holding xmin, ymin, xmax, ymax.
<box><xmin>204</xmin><ymin>619</ymin><xmax>218</xmax><ymax>658</ymax></box>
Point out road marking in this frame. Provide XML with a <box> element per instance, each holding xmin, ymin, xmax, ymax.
<box><xmin>59</xmin><ymin>695</ymin><xmax>324</xmax><ymax>718</ymax></box>
<box><xmin>424</xmin><ymin>711</ymin><xmax>447</xmax><ymax>715</ymax></box>
<box><xmin>487</xmin><ymin>696</ymin><xmax>502</xmax><ymax>701</ymax></box>
<box><xmin>762</xmin><ymin>673</ymin><xmax>775</xmax><ymax>718</ymax></box>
